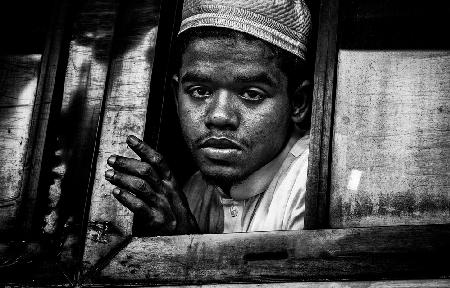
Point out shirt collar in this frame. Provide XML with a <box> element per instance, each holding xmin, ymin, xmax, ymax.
<box><xmin>226</xmin><ymin>128</ymin><xmax>308</xmax><ymax>201</ymax></box>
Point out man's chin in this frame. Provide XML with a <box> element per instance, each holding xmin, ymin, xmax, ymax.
<box><xmin>200</xmin><ymin>167</ymin><xmax>248</xmax><ymax>188</ymax></box>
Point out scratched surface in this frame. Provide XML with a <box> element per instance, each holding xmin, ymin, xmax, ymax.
<box><xmin>0</xmin><ymin>55</ymin><xmax>41</xmax><ymax>234</ymax></box>
<box><xmin>330</xmin><ymin>50</ymin><xmax>450</xmax><ymax>227</ymax></box>
<box><xmin>98</xmin><ymin>226</ymin><xmax>450</xmax><ymax>283</ymax></box>
<box><xmin>83</xmin><ymin>0</ymin><xmax>161</xmax><ymax>270</ymax></box>
<box><xmin>87</xmin><ymin>4</ymin><xmax>160</xmax><ymax>234</ymax></box>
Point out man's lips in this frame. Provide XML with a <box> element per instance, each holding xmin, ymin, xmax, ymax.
<box><xmin>199</xmin><ymin>137</ymin><xmax>244</xmax><ymax>150</ymax></box>
<box><xmin>198</xmin><ymin>137</ymin><xmax>244</xmax><ymax>160</ymax></box>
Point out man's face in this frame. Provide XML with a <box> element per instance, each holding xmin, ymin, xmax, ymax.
<box><xmin>175</xmin><ymin>35</ymin><xmax>292</xmax><ymax>185</ymax></box>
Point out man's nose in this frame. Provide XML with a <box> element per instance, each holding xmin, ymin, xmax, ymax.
<box><xmin>205</xmin><ymin>89</ymin><xmax>239</xmax><ymax>130</ymax></box>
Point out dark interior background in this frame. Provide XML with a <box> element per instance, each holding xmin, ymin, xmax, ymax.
<box><xmin>340</xmin><ymin>0</ymin><xmax>450</xmax><ymax>49</ymax></box>
<box><xmin>0</xmin><ymin>0</ymin><xmax>54</xmax><ymax>55</ymax></box>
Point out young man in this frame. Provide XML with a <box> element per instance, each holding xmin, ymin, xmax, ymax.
<box><xmin>105</xmin><ymin>0</ymin><xmax>312</xmax><ymax>235</ymax></box>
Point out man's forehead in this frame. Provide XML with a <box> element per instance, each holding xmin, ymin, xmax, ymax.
<box><xmin>180</xmin><ymin>63</ymin><xmax>280</xmax><ymax>87</ymax></box>
<box><xmin>180</xmin><ymin>43</ymin><xmax>283</xmax><ymax>86</ymax></box>
<box><xmin>182</xmin><ymin>36</ymin><xmax>277</xmax><ymax>64</ymax></box>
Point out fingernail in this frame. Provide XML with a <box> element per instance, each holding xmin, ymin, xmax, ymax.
<box><xmin>107</xmin><ymin>155</ymin><xmax>116</xmax><ymax>166</ymax></box>
<box><xmin>127</xmin><ymin>135</ymin><xmax>140</xmax><ymax>146</ymax></box>
<box><xmin>105</xmin><ymin>169</ymin><xmax>114</xmax><ymax>180</ymax></box>
<box><xmin>112</xmin><ymin>188</ymin><xmax>121</xmax><ymax>195</ymax></box>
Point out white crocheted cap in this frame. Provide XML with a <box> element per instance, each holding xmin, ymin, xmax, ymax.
<box><xmin>179</xmin><ymin>0</ymin><xmax>311</xmax><ymax>60</ymax></box>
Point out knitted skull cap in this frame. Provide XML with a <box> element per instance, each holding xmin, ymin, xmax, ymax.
<box><xmin>179</xmin><ymin>0</ymin><xmax>311</xmax><ymax>60</ymax></box>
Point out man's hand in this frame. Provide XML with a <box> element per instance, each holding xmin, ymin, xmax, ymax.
<box><xmin>105</xmin><ymin>135</ymin><xmax>199</xmax><ymax>236</ymax></box>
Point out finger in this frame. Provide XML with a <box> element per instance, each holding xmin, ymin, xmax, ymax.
<box><xmin>106</xmin><ymin>169</ymin><xmax>153</xmax><ymax>199</ymax></box>
<box><xmin>107</xmin><ymin>155</ymin><xmax>159</xmax><ymax>184</ymax></box>
<box><xmin>112</xmin><ymin>188</ymin><xmax>174</xmax><ymax>233</ymax></box>
<box><xmin>105</xmin><ymin>169</ymin><xmax>169</xmax><ymax>206</ymax></box>
<box><xmin>111</xmin><ymin>188</ymin><xmax>147</xmax><ymax>214</ymax></box>
<box><xmin>126</xmin><ymin>135</ymin><xmax>171</xmax><ymax>180</ymax></box>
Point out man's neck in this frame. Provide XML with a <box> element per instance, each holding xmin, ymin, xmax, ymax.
<box><xmin>225</xmin><ymin>127</ymin><xmax>305</xmax><ymax>201</ymax></box>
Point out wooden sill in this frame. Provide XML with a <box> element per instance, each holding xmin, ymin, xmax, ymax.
<box><xmin>93</xmin><ymin>224</ymin><xmax>450</xmax><ymax>285</ymax></box>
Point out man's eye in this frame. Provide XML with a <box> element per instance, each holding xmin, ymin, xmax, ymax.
<box><xmin>240</xmin><ymin>89</ymin><xmax>266</xmax><ymax>101</ymax></box>
<box><xmin>187</xmin><ymin>87</ymin><xmax>211</xmax><ymax>98</ymax></box>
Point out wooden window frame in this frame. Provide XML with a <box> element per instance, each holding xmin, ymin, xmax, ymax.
<box><xmin>80</xmin><ymin>0</ymin><xmax>450</xmax><ymax>285</ymax></box>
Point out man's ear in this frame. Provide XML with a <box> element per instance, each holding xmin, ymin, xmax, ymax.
<box><xmin>290</xmin><ymin>80</ymin><xmax>312</xmax><ymax>125</ymax></box>
<box><xmin>172</xmin><ymin>74</ymin><xmax>180</xmax><ymax>113</ymax></box>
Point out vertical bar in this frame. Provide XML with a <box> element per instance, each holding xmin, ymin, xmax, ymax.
<box><xmin>19</xmin><ymin>0</ymin><xmax>73</xmax><ymax>237</ymax></box>
<box><xmin>144</xmin><ymin>0</ymin><xmax>184</xmax><ymax>148</ymax></box>
<box><xmin>305</xmin><ymin>0</ymin><xmax>340</xmax><ymax>229</ymax></box>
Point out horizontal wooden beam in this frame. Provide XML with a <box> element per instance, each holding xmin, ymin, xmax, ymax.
<box><xmin>96</xmin><ymin>224</ymin><xmax>450</xmax><ymax>285</ymax></box>
<box><xmin>143</xmin><ymin>279</ymin><xmax>450</xmax><ymax>288</ymax></box>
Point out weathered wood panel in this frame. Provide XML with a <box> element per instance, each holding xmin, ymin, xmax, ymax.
<box><xmin>39</xmin><ymin>0</ymin><xmax>120</xmax><ymax>274</ymax></box>
<box><xmin>331</xmin><ymin>50</ymin><xmax>450</xmax><ymax>227</ymax></box>
<box><xmin>0</xmin><ymin>55</ymin><xmax>41</xmax><ymax>236</ymax></box>
<box><xmin>305</xmin><ymin>0</ymin><xmax>340</xmax><ymax>229</ymax></box>
<box><xmin>43</xmin><ymin>0</ymin><xmax>118</xmax><ymax>233</ymax></box>
<box><xmin>98</xmin><ymin>225</ymin><xmax>450</xmax><ymax>284</ymax></box>
<box><xmin>82</xmin><ymin>0</ymin><xmax>162</xmax><ymax>273</ymax></box>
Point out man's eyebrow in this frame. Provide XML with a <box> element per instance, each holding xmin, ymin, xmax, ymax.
<box><xmin>233</xmin><ymin>73</ymin><xmax>278</xmax><ymax>87</ymax></box>
<box><xmin>180</xmin><ymin>71</ymin><xmax>213</xmax><ymax>84</ymax></box>
<box><xmin>180</xmin><ymin>71</ymin><xmax>278</xmax><ymax>87</ymax></box>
